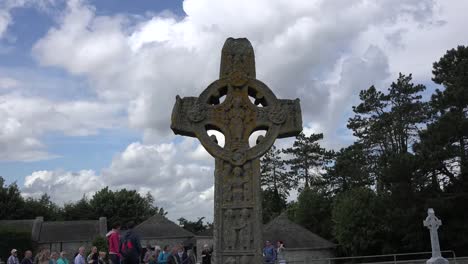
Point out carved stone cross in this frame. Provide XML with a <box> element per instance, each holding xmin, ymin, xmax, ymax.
<box><xmin>171</xmin><ymin>38</ymin><xmax>302</xmax><ymax>264</ymax></box>
<box><xmin>423</xmin><ymin>208</ymin><xmax>448</xmax><ymax>264</ymax></box>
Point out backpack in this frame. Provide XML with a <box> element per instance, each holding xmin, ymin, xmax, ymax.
<box><xmin>120</xmin><ymin>235</ymin><xmax>135</xmax><ymax>257</ymax></box>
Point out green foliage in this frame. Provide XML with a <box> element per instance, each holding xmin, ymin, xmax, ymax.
<box><xmin>0</xmin><ymin>228</ymin><xmax>33</xmax><ymax>261</ymax></box>
<box><xmin>63</xmin><ymin>196</ymin><xmax>96</xmax><ymax>220</ymax></box>
<box><xmin>260</xmin><ymin>145</ymin><xmax>294</xmax><ymax>223</ymax></box>
<box><xmin>92</xmin><ymin>236</ymin><xmax>108</xmax><ymax>252</ymax></box>
<box><xmin>291</xmin><ymin>187</ymin><xmax>332</xmax><ymax>240</ymax></box>
<box><xmin>89</xmin><ymin>188</ymin><xmax>164</xmax><ymax>227</ymax></box>
<box><xmin>332</xmin><ymin>188</ymin><xmax>389</xmax><ymax>256</ymax></box>
<box><xmin>324</xmin><ymin>143</ymin><xmax>372</xmax><ymax>194</ymax></box>
<box><xmin>178</xmin><ymin>217</ymin><xmax>210</xmax><ymax>234</ymax></box>
<box><xmin>21</xmin><ymin>194</ymin><xmax>62</xmax><ymax>221</ymax></box>
<box><xmin>262</xmin><ymin>189</ymin><xmax>287</xmax><ymax>224</ymax></box>
<box><xmin>283</xmin><ymin>133</ymin><xmax>330</xmax><ymax>189</ymax></box>
<box><xmin>416</xmin><ymin>45</ymin><xmax>468</xmax><ymax>191</ymax></box>
<box><xmin>0</xmin><ymin>178</ymin><xmax>166</xmax><ymax>229</ymax></box>
<box><xmin>347</xmin><ymin>73</ymin><xmax>428</xmax><ymax>194</ymax></box>
<box><xmin>0</xmin><ymin>178</ymin><xmax>24</xmax><ymax>220</ymax></box>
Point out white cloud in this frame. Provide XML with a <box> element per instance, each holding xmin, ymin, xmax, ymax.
<box><xmin>0</xmin><ymin>10</ymin><xmax>11</xmax><ymax>39</ymax></box>
<box><xmin>0</xmin><ymin>93</ymin><xmax>123</xmax><ymax>161</ymax></box>
<box><xmin>23</xmin><ymin>169</ymin><xmax>104</xmax><ymax>203</ymax></box>
<box><xmin>23</xmin><ymin>139</ymin><xmax>215</xmax><ymax>221</ymax></box>
<box><xmin>0</xmin><ymin>76</ymin><xmax>19</xmax><ymax>89</ymax></box>
<box><xmin>31</xmin><ymin>0</ymin><xmax>449</xmax><ymax>146</ymax></box>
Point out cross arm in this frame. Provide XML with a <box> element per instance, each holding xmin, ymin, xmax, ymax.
<box><xmin>171</xmin><ymin>95</ymin><xmax>198</xmax><ymax>137</ymax></box>
<box><xmin>277</xmin><ymin>98</ymin><xmax>303</xmax><ymax>138</ymax></box>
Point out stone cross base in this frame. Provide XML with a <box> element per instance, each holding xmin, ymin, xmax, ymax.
<box><xmin>427</xmin><ymin>256</ymin><xmax>449</xmax><ymax>264</ymax></box>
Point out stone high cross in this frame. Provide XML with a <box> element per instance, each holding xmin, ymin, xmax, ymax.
<box><xmin>171</xmin><ymin>38</ymin><xmax>302</xmax><ymax>264</ymax></box>
<box><xmin>423</xmin><ymin>208</ymin><xmax>448</xmax><ymax>264</ymax></box>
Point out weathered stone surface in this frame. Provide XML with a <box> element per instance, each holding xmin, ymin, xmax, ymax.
<box><xmin>171</xmin><ymin>37</ymin><xmax>302</xmax><ymax>263</ymax></box>
<box><xmin>423</xmin><ymin>208</ymin><xmax>448</xmax><ymax>264</ymax></box>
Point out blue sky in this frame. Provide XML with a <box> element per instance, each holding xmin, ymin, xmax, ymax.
<box><xmin>1</xmin><ymin>0</ymin><xmax>184</xmax><ymax>179</ymax></box>
<box><xmin>0</xmin><ymin>0</ymin><xmax>467</xmax><ymax>221</ymax></box>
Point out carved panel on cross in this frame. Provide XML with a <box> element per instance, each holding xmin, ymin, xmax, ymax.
<box><xmin>221</xmin><ymin>162</ymin><xmax>253</xmax><ymax>206</ymax></box>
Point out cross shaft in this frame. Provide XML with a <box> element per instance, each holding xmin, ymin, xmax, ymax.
<box><xmin>171</xmin><ymin>38</ymin><xmax>302</xmax><ymax>264</ymax></box>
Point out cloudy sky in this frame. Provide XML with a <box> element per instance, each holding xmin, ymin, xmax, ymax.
<box><xmin>0</xmin><ymin>0</ymin><xmax>466</xmax><ymax>221</ymax></box>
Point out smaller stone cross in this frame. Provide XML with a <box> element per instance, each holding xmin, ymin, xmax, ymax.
<box><xmin>423</xmin><ymin>208</ymin><xmax>448</xmax><ymax>264</ymax></box>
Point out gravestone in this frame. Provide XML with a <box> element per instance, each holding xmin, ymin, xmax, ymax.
<box><xmin>423</xmin><ymin>208</ymin><xmax>449</xmax><ymax>264</ymax></box>
<box><xmin>171</xmin><ymin>38</ymin><xmax>302</xmax><ymax>263</ymax></box>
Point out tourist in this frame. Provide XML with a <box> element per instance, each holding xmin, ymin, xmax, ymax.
<box><xmin>262</xmin><ymin>240</ymin><xmax>276</xmax><ymax>264</ymax></box>
<box><xmin>74</xmin><ymin>247</ymin><xmax>86</xmax><ymax>264</ymax></box>
<box><xmin>87</xmin><ymin>247</ymin><xmax>98</xmax><ymax>264</ymax></box>
<box><xmin>120</xmin><ymin>221</ymin><xmax>142</xmax><ymax>264</ymax></box>
<box><xmin>201</xmin><ymin>244</ymin><xmax>211</xmax><ymax>264</ymax></box>
<box><xmin>175</xmin><ymin>245</ymin><xmax>188</xmax><ymax>264</ymax></box>
<box><xmin>106</xmin><ymin>223</ymin><xmax>121</xmax><ymax>264</ymax></box>
<box><xmin>38</xmin><ymin>250</ymin><xmax>50</xmax><ymax>264</ymax></box>
<box><xmin>157</xmin><ymin>245</ymin><xmax>170</xmax><ymax>264</ymax></box>
<box><xmin>21</xmin><ymin>250</ymin><xmax>33</xmax><ymax>264</ymax></box>
<box><xmin>153</xmin><ymin>246</ymin><xmax>161</xmax><ymax>264</ymax></box>
<box><xmin>98</xmin><ymin>252</ymin><xmax>107</xmax><ymax>264</ymax></box>
<box><xmin>8</xmin><ymin>249</ymin><xmax>19</xmax><ymax>264</ymax></box>
<box><xmin>57</xmin><ymin>252</ymin><xmax>69</xmax><ymax>264</ymax></box>
<box><xmin>34</xmin><ymin>249</ymin><xmax>46</xmax><ymax>264</ymax></box>
<box><xmin>143</xmin><ymin>245</ymin><xmax>155</xmax><ymax>264</ymax></box>
<box><xmin>49</xmin><ymin>252</ymin><xmax>59</xmax><ymax>264</ymax></box>
<box><xmin>186</xmin><ymin>249</ymin><xmax>196</xmax><ymax>264</ymax></box>
<box><xmin>276</xmin><ymin>241</ymin><xmax>286</xmax><ymax>264</ymax></box>
<box><xmin>167</xmin><ymin>246</ymin><xmax>180</xmax><ymax>264</ymax></box>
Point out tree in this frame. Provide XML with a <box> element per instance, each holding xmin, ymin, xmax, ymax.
<box><xmin>332</xmin><ymin>188</ymin><xmax>389</xmax><ymax>256</ymax></box>
<box><xmin>290</xmin><ymin>186</ymin><xmax>332</xmax><ymax>240</ymax></box>
<box><xmin>413</xmin><ymin>45</ymin><xmax>468</xmax><ymax>256</ymax></box>
<box><xmin>62</xmin><ymin>196</ymin><xmax>96</xmax><ymax>220</ymax></box>
<box><xmin>21</xmin><ymin>194</ymin><xmax>62</xmax><ymax>220</ymax></box>
<box><xmin>324</xmin><ymin>143</ymin><xmax>372</xmax><ymax>194</ymax></box>
<box><xmin>347</xmin><ymin>73</ymin><xmax>428</xmax><ymax>197</ymax></box>
<box><xmin>92</xmin><ymin>236</ymin><xmax>108</xmax><ymax>252</ymax></box>
<box><xmin>283</xmin><ymin>133</ymin><xmax>329</xmax><ymax>189</ymax></box>
<box><xmin>89</xmin><ymin>187</ymin><xmax>164</xmax><ymax>227</ymax></box>
<box><xmin>415</xmin><ymin>46</ymin><xmax>468</xmax><ymax>191</ymax></box>
<box><xmin>178</xmin><ymin>217</ymin><xmax>210</xmax><ymax>234</ymax></box>
<box><xmin>0</xmin><ymin>177</ymin><xmax>25</xmax><ymax>219</ymax></box>
<box><xmin>260</xmin><ymin>145</ymin><xmax>295</xmax><ymax>222</ymax></box>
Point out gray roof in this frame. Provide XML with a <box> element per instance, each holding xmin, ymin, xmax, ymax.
<box><xmin>39</xmin><ymin>220</ymin><xmax>101</xmax><ymax>243</ymax></box>
<box><xmin>263</xmin><ymin>213</ymin><xmax>336</xmax><ymax>249</ymax></box>
<box><xmin>0</xmin><ymin>219</ymin><xmax>34</xmax><ymax>233</ymax></box>
<box><xmin>134</xmin><ymin>214</ymin><xmax>195</xmax><ymax>239</ymax></box>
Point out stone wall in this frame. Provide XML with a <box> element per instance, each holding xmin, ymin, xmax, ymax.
<box><xmin>283</xmin><ymin>256</ymin><xmax>468</xmax><ymax>264</ymax></box>
<box><xmin>140</xmin><ymin>238</ymin><xmax>190</xmax><ymax>249</ymax></box>
<box><xmin>283</xmin><ymin>248</ymin><xmax>334</xmax><ymax>264</ymax></box>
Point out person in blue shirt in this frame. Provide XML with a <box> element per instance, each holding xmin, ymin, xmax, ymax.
<box><xmin>157</xmin><ymin>246</ymin><xmax>170</xmax><ymax>264</ymax></box>
<box><xmin>263</xmin><ymin>240</ymin><xmax>277</xmax><ymax>263</ymax></box>
<box><xmin>74</xmin><ymin>247</ymin><xmax>86</xmax><ymax>264</ymax></box>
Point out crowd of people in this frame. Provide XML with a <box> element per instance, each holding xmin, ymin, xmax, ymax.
<box><xmin>5</xmin><ymin>223</ymin><xmax>287</xmax><ymax>264</ymax></box>
<box><xmin>6</xmin><ymin>249</ymin><xmax>76</xmax><ymax>264</ymax></box>
<box><xmin>5</xmin><ymin>222</ymin><xmax>209</xmax><ymax>264</ymax></box>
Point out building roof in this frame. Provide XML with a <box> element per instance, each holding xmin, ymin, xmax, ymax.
<box><xmin>263</xmin><ymin>213</ymin><xmax>336</xmax><ymax>249</ymax></box>
<box><xmin>39</xmin><ymin>220</ymin><xmax>102</xmax><ymax>243</ymax></box>
<box><xmin>0</xmin><ymin>219</ymin><xmax>34</xmax><ymax>233</ymax></box>
<box><xmin>134</xmin><ymin>214</ymin><xmax>195</xmax><ymax>239</ymax></box>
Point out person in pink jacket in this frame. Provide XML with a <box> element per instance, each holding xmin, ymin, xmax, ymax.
<box><xmin>106</xmin><ymin>223</ymin><xmax>121</xmax><ymax>264</ymax></box>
